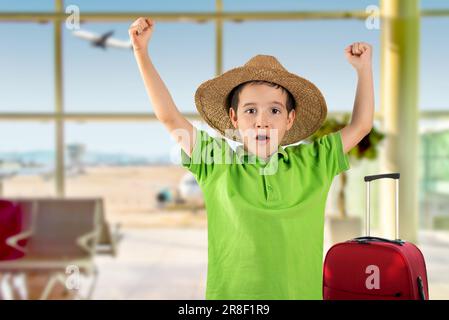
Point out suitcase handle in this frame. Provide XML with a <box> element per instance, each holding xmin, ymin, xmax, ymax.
<box><xmin>364</xmin><ymin>172</ymin><xmax>401</xmax><ymax>241</ymax></box>
<box><xmin>364</xmin><ymin>173</ymin><xmax>400</xmax><ymax>182</ymax></box>
<box><xmin>353</xmin><ymin>236</ymin><xmax>405</xmax><ymax>246</ymax></box>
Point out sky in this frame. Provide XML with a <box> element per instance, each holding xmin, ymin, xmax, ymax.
<box><xmin>0</xmin><ymin>0</ymin><xmax>448</xmax><ymax>160</ymax></box>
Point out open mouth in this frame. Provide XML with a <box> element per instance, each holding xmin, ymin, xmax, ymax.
<box><xmin>255</xmin><ymin>134</ymin><xmax>270</xmax><ymax>142</ymax></box>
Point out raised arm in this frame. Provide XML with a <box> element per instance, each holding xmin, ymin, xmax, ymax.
<box><xmin>129</xmin><ymin>17</ymin><xmax>197</xmax><ymax>157</ymax></box>
<box><xmin>340</xmin><ymin>42</ymin><xmax>375</xmax><ymax>154</ymax></box>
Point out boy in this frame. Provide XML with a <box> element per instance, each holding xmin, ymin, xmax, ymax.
<box><xmin>129</xmin><ymin>18</ymin><xmax>374</xmax><ymax>299</ymax></box>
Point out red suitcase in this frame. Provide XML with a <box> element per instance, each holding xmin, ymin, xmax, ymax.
<box><xmin>323</xmin><ymin>173</ymin><xmax>429</xmax><ymax>300</ymax></box>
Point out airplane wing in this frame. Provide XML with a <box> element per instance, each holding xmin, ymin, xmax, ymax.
<box><xmin>73</xmin><ymin>29</ymin><xmax>132</xmax><ymax>50</ymax></box>
<box><xmin>105</xmin><ymin>38</ymin><xmax>133</xmax><ymax>49</ymax></box>
<box><xmin>72</xmin><ymin>30</ymin><xmax>101</xmax><ymax>41</ymax></box>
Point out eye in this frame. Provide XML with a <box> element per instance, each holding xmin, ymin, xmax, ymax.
<box><xmin>271</xmin><ymin>108</ymin><xmax>281</xmax><ymax>114</ymax></box>
<box><xmin>245</xmin><ymin>108</ymin><xmax>256</xmax><ymax>114</ymax></box>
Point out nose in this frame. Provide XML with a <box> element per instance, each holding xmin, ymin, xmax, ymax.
<box><xmin>255</xmin><ymin>112</ymin><xmax>270</xmax><ymax>129</ymax></box>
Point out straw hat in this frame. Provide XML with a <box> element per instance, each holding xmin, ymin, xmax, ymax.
<box><xmin>194</xmin><ymin>55</ymin><xmax>328</xmax><ymax>145</ymax></box>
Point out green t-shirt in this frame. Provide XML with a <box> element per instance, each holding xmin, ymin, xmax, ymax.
<box><xmin>180</xmin><ymin>127</ymin><xmax>350</xmax><ymax>300</ymax></box>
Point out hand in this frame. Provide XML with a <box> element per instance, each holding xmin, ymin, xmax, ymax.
<box><xmin>128</xmin><ymin>17</ymin><xmax>154</xmax><ymax>52</ymax></box>
<box><xmin>345</xmin><ymin>42</ymin><xmax>372</xmax><ymax>73</ymax></box>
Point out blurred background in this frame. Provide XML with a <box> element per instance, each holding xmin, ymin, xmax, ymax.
<box><xmin>0</xmin><ymin>0</ymin><xmax>448</xmax><ymax>299</ymax></box>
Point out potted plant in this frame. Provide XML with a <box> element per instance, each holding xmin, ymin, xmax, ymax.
<box><xmin>308</xmin><ymin>115</ymin><xmax>385</xmax><ymax>244</ymax></box>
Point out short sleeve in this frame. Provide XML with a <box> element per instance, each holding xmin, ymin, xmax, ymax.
<box><xmin>291</xmin><ymin>130</ymin><xmax>350</xmax><ymax>179</ymax></box>
<box><xmin>310</xmin><ymin>131</ymin><xmax>350</xmax><ymax>178</ymax></box>
<box><xmin>180</xmin><ymin>128</ymin><xmax>229</xmax><ymax>185</ymax></box>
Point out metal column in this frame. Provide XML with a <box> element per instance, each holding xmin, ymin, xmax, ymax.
<box><xmin>54</xmin><ymin>0</ymin><xmax>65</xmax><ymax>197</ymax></box>
<box><xmin>380</xmin><ymin>0</ymin><xmax>420</xmax><ymax>243</ymax></box>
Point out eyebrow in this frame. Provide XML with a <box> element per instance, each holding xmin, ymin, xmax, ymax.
<box><xmin>241</xmin><ymin>101</ymin><xmax>285</xmax><ymax>108</ymax></box>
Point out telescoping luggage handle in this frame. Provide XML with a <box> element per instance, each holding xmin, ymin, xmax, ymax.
<box><xmin>353</xmin><ymin>173</ymin><xmax>405</xmax><ymax>246</ymax></box>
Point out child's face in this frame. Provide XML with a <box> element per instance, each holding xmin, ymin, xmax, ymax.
<box><xmin>229</xmin><ymin>83</ymin><xmax>296</xmax><ymax>160</ymax></box>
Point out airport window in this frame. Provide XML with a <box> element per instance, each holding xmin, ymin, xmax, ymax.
<box><xmin>64</xmin><ymin>22</ymin><xmax>215</xmax><ymax>113</ymax></box>
<box><xmin>0</xmin><ymin>23</ymin><xmax>54</xmax><ymax>113</ymax></box>
<box><xmin>0</xmin><ymin>122</ymin><xmax>56</xmax><ymax>197</ymax></box>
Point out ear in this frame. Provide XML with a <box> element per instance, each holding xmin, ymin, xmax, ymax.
<box><xmin>286</xmin><ymin>109</ymin><xmax>296</xmax><ymax>131</ymax></box>
<box><xmin>229</xmin><ymin>108</ymin><xmax>238</xmax><ymax>128</ymax></box>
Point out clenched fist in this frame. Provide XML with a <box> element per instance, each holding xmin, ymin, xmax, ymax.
<box><xmin>128</xmin><ymin>17</ymin><xmax>154</xmax><ymax>52</ymax></box>
<box><xmin>345</xmin><ymin>42</ymin><xmax>372</xmax><ymax>72</ymax></box>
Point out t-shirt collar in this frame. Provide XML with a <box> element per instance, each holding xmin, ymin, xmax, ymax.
<box><xmin>235</xmin><ymin>144</ymin><xmax>289</xmax><ymax>162</ymax></box>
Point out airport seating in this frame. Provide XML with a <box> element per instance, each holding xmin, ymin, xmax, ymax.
<box><xmin>0</xmin><ymin>198</ymin><xmax>119</xmax><ymax>299</ymax></box>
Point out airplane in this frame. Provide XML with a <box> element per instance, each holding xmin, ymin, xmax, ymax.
<box><xmin>72</xmin><ymin>29</ymin><xmax>132</xmax><ymax>50</ymax></box>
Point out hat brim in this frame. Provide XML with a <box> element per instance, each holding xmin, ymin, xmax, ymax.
<box><xmin>194</xmin><ymin>65</ymin><xmax>327</xmax><ymax>146</ymax></box>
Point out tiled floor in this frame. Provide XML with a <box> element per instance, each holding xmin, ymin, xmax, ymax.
<box><xmin>2</xmin><ymin>228</ymin><xmax>448</xmax><ymax>300</ymax></box>
<box><xmin>92</xmin><ymin>228</ymin><xmax>207</xmax><ymax>300</ymax></box>
<box><xmin>89</xmin><ymin>228</ymin><xmax>449</xmax><ymax>300</ymax></box>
